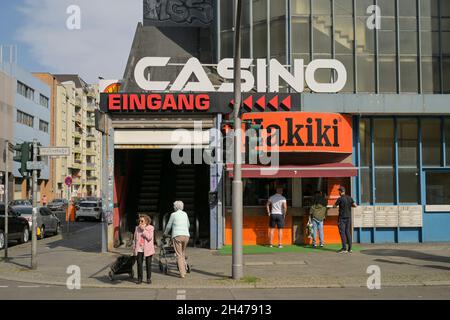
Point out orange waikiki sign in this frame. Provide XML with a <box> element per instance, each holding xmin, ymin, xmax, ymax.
<box><xmin>241</xmin><ymin>112</ymin><xmax>353</xmax><ymax>153</ymax></box>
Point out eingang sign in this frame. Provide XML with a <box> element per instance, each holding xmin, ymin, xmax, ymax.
<box><xmin>134</xmin><ymin>57</ymin><xmax>347</xmax><ymax>93</ymax></box>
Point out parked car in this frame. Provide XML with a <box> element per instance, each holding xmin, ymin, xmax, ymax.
<box><xmin>47</xmin><ymin>199</ymin><xmax>69</xmax><ymax>212</ymax></box>
<box><xmin>0</xmin><ymin>203</ymin><xmax>30</xmax><ymax>249</ymax></box>
<box><xmin>8</xmin><ymin>205</ymin><xmax>61</xmax><ymax>239</ymax></box>
<box><xmin>9</xmin><ymin>199</ymin><xmax>32</xmax><ymax>206</ymax></box>
<box><xmin>75</xmin><ymin>200</ymin><xmax>103</xmax><ymax>222</ymax></box>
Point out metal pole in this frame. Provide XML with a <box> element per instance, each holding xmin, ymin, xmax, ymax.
<box><xmin>4</xmin><ymin>141</ymin><xmax>9</xmax><ymax>261</ymax></box>
<box><xmin>232</xmin><ymin>0</ymin><xmax>243</xmax><ymax>280</ymax></box>
<box><xmin>31</xmin><ymin>139</ymin><xmax>38</xmax><ymax>269</ymax></box>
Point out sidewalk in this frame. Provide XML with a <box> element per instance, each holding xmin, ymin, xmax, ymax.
<box><xmin>0</xmin><ymin>225</ymin><xmax>449</xmax><ymax>289</ymax></box>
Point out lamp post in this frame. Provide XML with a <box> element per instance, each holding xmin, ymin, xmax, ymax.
<box><xmin>232</xmin><ymin>0</ymin><xmax>243</xmax><ymax>280</ymax></box>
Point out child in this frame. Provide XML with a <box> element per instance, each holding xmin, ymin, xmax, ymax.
<box><xmin>133</xmin><ymin>214</ymin><xmax>155</xmax><ymax>284</ymax></box>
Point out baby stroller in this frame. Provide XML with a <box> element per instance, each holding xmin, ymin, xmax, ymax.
<box><xmin>159</xmin><ymin>235</ymin><xmax>191</xmax><ymax>275</ymax></box>
<box><xmin>108</xmin><ymin>255</ymin><xmax>136</xmax><ymax>281</ymax></box>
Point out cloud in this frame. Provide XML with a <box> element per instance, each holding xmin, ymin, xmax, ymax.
<box><xmin>15</xmin><ymin>0</ymin><xmax>142</xmax><ymax>83</ymax></box>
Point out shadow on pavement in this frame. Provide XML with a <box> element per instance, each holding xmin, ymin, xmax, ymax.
<box><xmin>45</xmin><ymin>221</ymin><xmax>102</xmax><ymax>253</ymax></box>
<box><xmin>360</xmin><ymin>249</ymin><xmax>450</xmax><ymax>264</ymax></box>
<box><xmin>373</xmin><ymin>258</ymin><xmax>450</xmax><ymax>271</ymax></box>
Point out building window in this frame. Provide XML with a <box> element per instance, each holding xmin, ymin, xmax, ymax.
<box><xmin>398</xmin><ymin>119</ymin><xmax>419</xmax><ymax>203</ymax></box>
<box><xmin>39</xmin><ymin>94</ymin><xmax>49</xmax><ymax>108</ymax></box>
<box><xmin>421</xmin><ymin>118</ymin><xmax>442</xmax><ymax>166</ymax></box>
<box><xmin>39</xmin><ymin>120</ymin><xmax>49</xmax><ymax>133</ymax></box>
<box><xmin>446</xmin><ymin>119</ymin><xmax>450</xmax><ymax>166</ymax></box>
<box><xmin>17</xmin><ymin>81</ymin><xmax>35</xmax><ymax>100</ymax></box>
<box><xmin>374</xmin><ymin>119</ymin><xmax>395</xmax><ymax>203</ymax></box>
<box><xmin>426</xmin><ymin>171</ymin><xmax>450</xmax><ymax>205</ymax></box>
<box><xmin>16</xmin><ymin>110</ymin><xmax>34</xmax><ymax>128</ymax></box>
<box><xmin>359</xmin><ymin>118</ymin><xmax>372</xmax><ymax>203</ymax></box>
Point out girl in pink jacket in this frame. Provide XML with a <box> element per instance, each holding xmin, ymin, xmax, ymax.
<box><xmin>133</xmin><ymin>214</ymin><xmax>155</xmax><ymax>284</ymax></box>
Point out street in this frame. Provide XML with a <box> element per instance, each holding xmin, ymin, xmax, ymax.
<box><xmin>0</xmin><ymin>278</ymin><xmax>449</xmax><ymax>300</ymax></box>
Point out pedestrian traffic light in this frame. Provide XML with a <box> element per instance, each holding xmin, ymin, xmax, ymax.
<box><xmin>12</xmin><ymin>142</ymin><xmax>32</xmax><ymax>178</ymax></box>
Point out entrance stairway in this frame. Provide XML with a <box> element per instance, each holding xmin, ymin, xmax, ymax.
<box><xmin>173</xmin><ymin>164</ymin><xmax>198</xmax><ymax>245</ymax></box>
<box><xmin>137</xmin><ymin>151</ymin><xmax>164</xmax><ymax>228</ymax></box>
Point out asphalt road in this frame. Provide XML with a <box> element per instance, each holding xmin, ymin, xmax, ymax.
<box><xmin>0</xmin><ymin>278</ymin><xmax>448</xmax><ymax>300</ymax></box>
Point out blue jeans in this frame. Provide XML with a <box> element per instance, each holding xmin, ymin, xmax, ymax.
<box><xmin>311</xmin><ymin>218</ymin><xmax>324</xmax><ymax>246</ymax></box>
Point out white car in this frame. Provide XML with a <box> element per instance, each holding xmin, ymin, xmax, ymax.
<box><xmin>75</xmin><ymin>201</ymin><xmax>103</xmax><ymax>222</ymax></box>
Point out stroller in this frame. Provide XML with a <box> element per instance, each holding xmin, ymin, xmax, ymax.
<box><xmin>108</xmin><ymin>255</ymin><xmax>136</xmax><ymax>281</ymax></box>
<box><xmin>158</xmin><ymin>235</ymin><xmax>191</xmax><ymax>275</ymax></box>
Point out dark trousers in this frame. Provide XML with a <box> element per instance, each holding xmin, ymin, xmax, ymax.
<box><xmin>338</xmin><ymin>217</ymin><xmax>352</xmax><ymax>250</ymax></box>
<box><xmin>136</xmin><ymin>252</ymin><xmax>152</xmax><ymax>281</ymax></box>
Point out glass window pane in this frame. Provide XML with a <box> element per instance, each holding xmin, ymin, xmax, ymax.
<box><xmin>442</xmin><ymin>0</ymin><xmax>450</xmax><ymax>17</ymax></box>
<box><xmin>253</xmin><ymin>0</ymin><xmax>267</xmax><ymax>22</ymax></box>
<box><xmin>426</xmin><ymin>172</ymin><xmax>450</xmax><ymax>205</ymax></box>
<box><xmin>378</xmin><ymin>0</ymin><xmax>396</xmax><ymax>16</ymax></box>
<box><xmin>360</xmin><ymin>168</ymin><xmax>372</xmax><ymax>203</ymax></box>
<box><xmin>399</xmin><ymin>168</ymin><xmax>419</xmax><ymax>203</ymax></box>
<box><xmin>292</xmin><ymin>0</ymin><xmax>310</xmax><ymax>15</ymax></box>
<box><xmin>444</xmin><ymin>57</ymin><xmax>450</xmax><ymax>93</ymax></box>
<box><xmin>375</xmin><ymin>168</ymin><xmax>395</xmax><ymax>203</ymax></box>
<box><xmin>446</xmin><ymin>120</ymin><xmax>450</xmax><ymax>166</ymax></box>
<box><xmin>313</xmin><ymin>0</ymin><xmax>332</xmax><ymax>15</ymax></box>
<box><xmin>270</xmin><ymin>0</ymin><xmax>285</xmax><ymax>17</ymax></box>
<box><xmin>270</xmin><ymin>17</ymin><xmax>286</xmax><ymax>59</ymax></box>
<box><xmin>399</xmin><ymin>0</ymin><xmax>417</xmax><ymax>16</ymax></box>
<box><xmin>357</xmin><ymin>55</ymin><xmax>376</xmax><ymax>92</ymax></box>
<box><xmin>335</xmin><ymin>55</ymin><xmax>354</xmax><ymax>92</ymax></box>
<box><xmin>313</xmin><ymin>15</ymin><xmax>332</xmax><ymax>54</ymax></box>
<box><xmin>374</xmin><ymin>119</ymin><xmax>394</xmax><ymax>166</ymax></box>
<box><xmin>421</xmin><ymin>31</ymin><xmax>440</xmax><ymax>55</ymax></box>
<box><xmin>356</xmin><ymin>0</ymin><xmax>375</xmax><ymax>16</ymax></box>
<box><xmin>292</xmin><ymin>16</ymin><xmax>310</xmax><ymax>54</ymax></box>
<box><xmin>379</xmin><ymin>55</ymin><xmax>397</xmax><ymax>93</ymax></box>
<box><xmin>400</xmin><ymin>31</ymin><xmax>418</xmax><ymax>55</ymax></box>
<box><xmin>422</xmin><ymin>56</ymin><xmax>441</xmax><ymax>93</ymax></box>
<box><xmin>356</xmin><ymin>20</ymin><xmax>375</xmax><ymax>54</ymax></box>
<box><xmin>359</xmin><ymin>118</ymin><xmax>371</xmax><ymax>166</ymax></box>
<box><xmin>422</xmin><ymin>119</ymin><xmax>442</xmax><ymax>166</ymax></box>
<box><xmin>335</xmin><ymin>17</ymin><xmax>354</xmax><ymax>55</ymax></box>
<box><xmin>313</xmin><ymin>54</ymin><xmax>332</xmax><ymax>84</ymax></box>
<box><xmin>242</xmin><ymin>27</ymin><xmax>251</xmax><ymax>58</ymax></box>
<box><xmin>221</xmin><ymin>0</ymin><xmax>234</xmax><ymax>30</ymax></box>
<box><xmin>420</xmin><ymin>0</ymin><xmax>439</xmax><ymax>17</ymax></box>
<box><xmin>398</xmin><ymin>119</ymin><xmax>418</xmax><ymax>166</ymax></box>
<box><xmin>221</xmin><ymin>31</ymin><xmax>233</xmax><ymax>58</ymax></box>
<box><xmin>335</xmin><ymin>0</ymin><xmax>353</xmax><ymax>16</ymax></box>
<box><xmin>400</xmin><ymin>57</ymin><xmax>418</xmax><ymax>92</ymax></box>
<box><xmin>253</xmin><ymin>21</ymin><xmax>267</xmax><ymax>58</ymax></box>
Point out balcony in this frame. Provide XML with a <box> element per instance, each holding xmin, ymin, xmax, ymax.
<box><xmin>86</xmin><ymin>162</ymin><xmax>96</xmax><ymax>170</ymax></box>
<box><xmin>85</xmin><ymin>148</ymin><xmax>97</xmax><ymax>156</ymax></box>
<box><xmin>72</xmin><ymin>146</ymin><xmax>82</xmax><ymax>154</ymax></box>
<box><xmin>73</xmin><ymin>131</ymin><xmax>82</xmax><ymax>139</ymax></box>
<box><xmin>86</xmin><ymin>118</ymin><xmax>95</xmax><ymax>127</ymax></box>
<box><xmin>86</xmin><ymin>133</ymin><xmax>96</xmax><ymax>141</ymax></box>
<box><xmin>69</xmin><ymin>162</ymin><xmax>81</xmax><ymax>170</ymax></box>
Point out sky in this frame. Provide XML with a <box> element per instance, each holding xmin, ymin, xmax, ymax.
<box><xmin>0</xmin><ymin>0</ymin><xmax>142</xmax><ymax>83</ymax></box>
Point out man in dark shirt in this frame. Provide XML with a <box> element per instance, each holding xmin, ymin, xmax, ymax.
<box><xmin>334</xmin><ymin>186</ymin><xmax>357</xmax><ymax>253</ymax></box>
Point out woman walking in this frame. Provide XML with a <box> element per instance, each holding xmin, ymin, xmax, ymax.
<box><xmin>133</xmin><ymin>214</ymin><xmax>154</xmax><ymax>284</ymax></box>
<box><xmin>164</xmin><ymin>201</ymin><xmax>190</xmax><ymax>278</ymax></box>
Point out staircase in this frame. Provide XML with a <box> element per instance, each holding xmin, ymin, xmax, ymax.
<box><xmin>174</xmin><ymin>164</ymin><xmax>198</xmax><ymax>244</ymax></box>
<box><xmin>137</xmin><ymin>151</ymin><xmax>164</xmax><ymax>228</ymax></box>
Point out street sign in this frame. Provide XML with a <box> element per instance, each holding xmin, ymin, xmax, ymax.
<box><xmin>39</xmin><ymin>147</ymin><xmax>70</xmax><ymax>157</ymax></box>
<box><xmin>26</xmin><ymin>161</ymin><xmax>45</xmax><ymax>170</ymax></box>
<box><xmin>65</xmin><ymin>176</ymin><xmax>73</xmax><ymax>187</ymax></box>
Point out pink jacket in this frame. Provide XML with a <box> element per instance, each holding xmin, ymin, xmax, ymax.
<box><xmin>133</xmin><ymin>225</ymin><xmax>155</xmax><ymax>257</ymax></box>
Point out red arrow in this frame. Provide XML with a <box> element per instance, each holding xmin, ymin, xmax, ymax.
<box><xmin>280</xmin><ymin>96</ymin><xmax>291</xmax><ymax>110</ymax></box>
<box><xmin>255</xmin><ymin>96</ymin><xmax>266</xmax><ymax>110</ymax></box>
<box><xmin>243</xmin><ymin>95</ymin><xmax>253</xmax><ymax>110</ymax></box>
<box><xmin>268</xmin><ymin>96</ymin><xmax>278</xmax><ymax>109</ymax></box>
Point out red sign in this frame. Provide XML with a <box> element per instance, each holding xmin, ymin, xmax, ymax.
<box><xmin>241</xmin><ymin>112</ymin><xmax>353</xmax><ymax>153</ymax></box>
<box><xmin>65</xmin><ymin>176</ymin><xmax>73</xmax><ymax>187</ymax></box>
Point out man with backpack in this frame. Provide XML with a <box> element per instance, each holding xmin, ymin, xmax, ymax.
<box><xmin>309</xmin><ymin>191</ymin><xmax>328</xmax><ymax>248</ymax></box>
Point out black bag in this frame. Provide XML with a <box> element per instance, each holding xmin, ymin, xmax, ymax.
<box><xmin>110</xmin><ymin>255</ymin><xmax>136</xmax><ymax>275</ymax></box>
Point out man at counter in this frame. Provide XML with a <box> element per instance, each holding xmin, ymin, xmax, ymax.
<box><xmin>266</xmin><ymin>187</ymin><xmax>287</xmax><ymax>248</ymax></box>
<box><xmin>334</xmin><ymin>186</ymin><xmax>357</xmax><ymax>254</ymax></box>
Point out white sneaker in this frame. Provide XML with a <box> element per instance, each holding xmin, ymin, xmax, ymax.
<box><xmin>269</xmin><ymin>244</ymin><xmax>273</xmax><ymax>248</ymax></box>
<box><xmin>278</xmin><ymin>244</ymin><xmax>283</xmax><ymax>249</ymax></box>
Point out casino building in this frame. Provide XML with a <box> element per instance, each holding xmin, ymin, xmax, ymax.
<box><xmin>100</xmin><ymin>0</ymin><xmax>450</xmax><ymax>250</ymax></box>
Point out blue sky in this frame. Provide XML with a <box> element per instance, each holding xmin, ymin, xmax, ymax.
<box><xmin>0</xmin><ymin>0</ymin><xmax>142</xmax><ymax>83</ymax></box>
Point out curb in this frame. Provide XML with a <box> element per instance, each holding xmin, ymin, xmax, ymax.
<box><xmin>0</xmin><ymin>274</ymin><xmax>449</xmax><ymax>290</ymax></box>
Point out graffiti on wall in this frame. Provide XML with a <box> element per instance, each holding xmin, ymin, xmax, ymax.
<box><xmin>143</xmin><ymin>0</ymin><xmax>212</xmax><ymax>27</ymax></box>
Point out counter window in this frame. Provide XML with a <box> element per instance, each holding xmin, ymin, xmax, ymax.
<box><xmin>243</xmin><ymin>178</ymin><xmax>291</xmax><ymax>207</ymax></box>
<box><xmin>426</xmin><ymin>171</ymin><xmax>450</xmax><ymax>205</ymax></box>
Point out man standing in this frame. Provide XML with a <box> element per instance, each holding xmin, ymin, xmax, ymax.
<box><xmin>266</xmin><ymin>187</ymin><xmax>287</xmax><ymax>248</ymax></box>
<box><xmin>334</xmin><ymin>186</ymin><xmax>357</xmax><ymax>253</ymax></box>
<box><xmin>310</xmin><ymin>191</ymin><xmax>328</xmax><ymax>248</ymax></box>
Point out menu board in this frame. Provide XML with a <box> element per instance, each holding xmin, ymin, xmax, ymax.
<box><xmin>399</xmin><ymin>205</ymin><xmax>423</xmax><ymax>227</ymax></box>
<box><xmin>352</xmin><ymin>206</ymin><xmax>374</xmax><ymax>228</ymax></box>
<box><xmin>375</xmin><ymin>206</ymin><xmax>399</xmax><ymax>227</ymax></box>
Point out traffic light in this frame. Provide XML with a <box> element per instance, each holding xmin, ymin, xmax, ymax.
<box><xmin>13</xmin><ymin>142</ymin><xmax>32</xmax><ymax>178</ymax></box>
